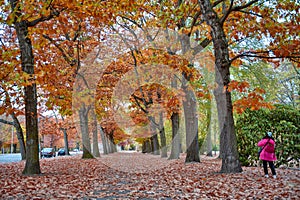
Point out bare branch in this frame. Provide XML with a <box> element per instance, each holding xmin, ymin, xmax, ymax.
<box><xmin>27</xmin><ymin>7</ymin><xmax>62</xmax><ymax>27</ymax></box>
<box><xmin>72</xmin><ymin>22</ymin><xmax>82</xmax><ymax>42</ymax></box>
<box><xmin>230</xmin><ymin>51</ymin><xmax>300</xmax><ymax>63</ymax></box>
<box><xmin>231</xmin><ymin>0</ymin><xmax>259</xmax><ymax>12</ymax></box>
<box><xmin>220</xmin><ymin>0</ymin><xmax>234</xmax><ymax>24</ymax></box>
<box><xmin>42</xmin><ymin>34</ymin><xmax>76</xmax><ymax>66</ymax></box>
<box><xmin>132</xmin><ymin>94</ymin><xmax>148</xmax><ymax>114</ymax></box>
<box><xmin>238</xmin><ymin>10</ymin><xmax>263</xmax><ymax>18</ymax></box>
<box><xmin>0</xmin><ymin>118</ymin><xmax>14</xmax><ymax>126</ymax></box>
<box><xmin>192</xmin><ymin>38</ymin><xmax>212</xmax><ymax>55</ymax></box>
<box><xmin>212</xmin><ymin>0</ymin><xmax>226</xmax><ymax>7</ymax></box>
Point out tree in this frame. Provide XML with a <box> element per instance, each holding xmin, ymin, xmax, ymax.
<box><xmin>198</xmin><ymin>0</ymin><xmax>299</xmax><ymax>172</ymax></box>
<box><xmin>0</xmin><ymin>99</ymin><xmax>26</xmax><ymax>160</ymax></box>
<box><xmin>0</xmin><ymin>24</ymin><xmax>27</xmax><ymax>160</ymax></box>
<box><xmin>7</xmin><ymin>0</ymin><xmax>62</xmax><ymax>175</ymax></box>
<box><xmin>198</xmin><ymin>0</ymin><xmax>243</xmax><ymax>173</ymax></box>
<box><xmin>95</xmin><ymin>48</ymin><xmax>191</xmax><ymax>157</ymax></box>
<box><xmin>231</xmin><ymin>61</ymin><xmax>299</xmax><ymax>110</ymax></box>
<box><xmin>112</xmin><ymin>0</ymin><xmax>211</xmax><ymax>162</ymax></box>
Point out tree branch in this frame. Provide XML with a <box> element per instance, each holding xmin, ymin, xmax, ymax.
<box><xmin>192</xmin><ymin>38</ymin><xmax>212</xmax><ymax>55</ymax></box>
<box><xmin>132</xmin><ymin>94</ymin><xmax>148</xmax><ymax>114</ymax></box>
<box><xmin>230</xmin><ymin>51</ymin><xmax>300</xmax><ymax>63</ymax></box>
<box><xmin>212</xmin><ymin>0</ymin><xmax>226</xmax><ymax>7</ymax></box>
<box><xmin>220</xmin><ymin>0</ymin><xmax>234</xmax><ymax>24</ymax></box>
<box><xmin>0</xmin><ymin>118</ymin><xmax>14</xmax><ymax>126</ymax></box>
<box><xmin>42</xmin><ymin>34</ymin><xmax>76</xmax><ymax>66</ymax></box>
<box><xmin>231</xmin><ymin>0</ymin><xmax>259</xmax><ymax>12</ymax></box>
<box><xmin>27</xmin><ymin>7</ymin><xmax>61</xmax><ymax>27</ymax></box>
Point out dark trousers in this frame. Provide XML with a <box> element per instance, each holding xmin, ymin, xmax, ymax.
<box><xmin>262</xmin><ymin>160</ymin><xmax>276</xmax><ymax>175</ymax></box>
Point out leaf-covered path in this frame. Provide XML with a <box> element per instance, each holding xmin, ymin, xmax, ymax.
<box><xmin>0</xmin><ymin>152</ymin><xmax>299</xmax><ymax>199</ymax></box>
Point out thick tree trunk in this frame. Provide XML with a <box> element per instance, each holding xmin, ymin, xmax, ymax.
<box><xmin>206</xmin><ymin>126</ymin><xmax>213</xmax><ymax>157</ymax></box>
<box><xmin>169</xmin><ymin>113</ymin><xmax>180</xmax><ymax>159</ymax></box>
<box><xmin>178</xmin><ymin>25</ymin><xmax>200</xmax><ymax>162</ymax></box>
<box><xmin>142</xmin><ymin>138</ymin><xmax>152</xmax><ymax>153</ymax></box>
<box><xmin>99</xmin><ymin>126</ymin><xmax>108</xmax><ymax>154</ymax></box>
<box><xmin>199</xmin><ymin>0</ymin><xmax>242</xmax><ymax>173</ymax></box>
<box><xmin>108</xmin><ymin>133</ymin><xmax>117</xmax><ymax>153</ymax></box>
<box><xmin>91</xmin><ymin>111</ymin><xmax>100</xmax><ymax>157</ymax></box>
<box><xmin>150</xmin><ymin>136</ymin><xmax>154</xmax><ymax>153</ymax></box>
<box><xmin>183</xmin><ymin>77</ymin><xmax>200</xmax><ymax>163</ymax></box>
<box><xmin>10</xmin><ymin>0</ymin><xmax>41</xmax><ymax>174</ymax></box>
<box><xmin>105</xmin><ymin>132</ymin><xmax>116</xmax><ymax>154</ymax></box>
<box><xmin>79</xmin><ymin>104</ymin><xmax>94</xmax><ymax>159</ymax></box>
<box><xmin>149</xmin><ymin>116</ymin><xmax>160</xmax><ymax>155</ymax></box>
<box><xmin>151</xmin><ymin>134</ymin><xmax>160</xmax><ymax>155</ymax></box>
<box><xmin>142</xmin><ymin>140</ymin><xmax>146</xmax><ymax>153</ymax></box>
<box><xmin>106</xmin><ymin>134</ymin><xmax>113</xmax><ymax>153</ymax></box>
<box><xmin>159</xmin><ymin>112</ymin><xmax>168</xmax><ymax>158</ymax></box>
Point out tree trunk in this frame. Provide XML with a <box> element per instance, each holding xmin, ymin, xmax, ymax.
<box><xmin>150</xmin><ymin>136</ymin><xmax>154</xmax><ymax>153</ymax></box>
<box><xmin>10</xmin><ymin>0</ymin><xmax>41</xmax><ymax>174</ymax></box>
<box><xmin>99</xmin><ymin>126</ymin><xmax>108</xmax><ymax>154</ymax></box>
<box><xmin>79</xmin><ymin>104</ymin><xmax>94</xmax><ymax>159</ymax></box>
<box><xmin>9</xmin><ymin>113</ymin><xmax>26</xmax><ymax>160</ymax></box>
<box><xmin>168</xmin><ymin>113</ymin><xmax>180</xmax><ymax>159</ymax></box>
<box><xmin>149</xmin><ymin>116</ymin><xmax>160</xmax><ymax>155</ymax></box>
<box><xmin>206</xmin><ymin>100</ymin><xmax>213</xmax><ymax>157</ymax></box>
<box><xmin>142</xmin><ymin>140</ymin><xmax>146</xmax><ymax>153</ymax></box>
<box><xmin>106</xmin><ymin>133</ymin><xmax>112</xmax><ymax>153</ymax></box>
<box><xmin>199</xmin><ymin>0</ymin><xmax>242</xmax><ymax>173</ymax></box>
<box><xmin>91</xmin><ymin>111</ymin><xmax>100</xmax><ymax>157</ymax></box>
<box><xmin>159</xmin><ymin>112</ymin><xmax>168</xmax><ymax>158</ymax></box>
<box><xmin>206</xmin><ymin>125</ymin><xmax>213</xmax><ymax>157</ymax></box>
<box><xmin>106</xmin><ymin>132</ymin><xmax>116</xmax><ymax>153</ymax></box>
<box><xmin>183</xmin><ymin>76</ymin><xmax>200</xmax><ymax>163</ymax></box>
<box><xmin>108</xmin><ymin>133</ymin><xmax>117</xmax><ymax>153</ymax></box>
<box><xmin>62</xmin><ymin>128</ymin><xmax>70</xmax><ymax>156</ymax></box>
<box><xmin>142</xmin><ymin>138</ymin><xmax>152</xmax><ymax>153</ymax></box>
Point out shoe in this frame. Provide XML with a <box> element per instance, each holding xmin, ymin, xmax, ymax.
<box><xmin>265</xmin><ymin>174</ymin><xmax>269</xmax><ymax>178</ymax></box>
<box><xmin>273</xmin><ymin>175</ymin><xmax>276</xmax><ymax>179</ymax></box>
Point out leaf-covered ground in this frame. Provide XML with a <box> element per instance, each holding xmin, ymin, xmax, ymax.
<box><xmin>0</xmin><ymin>152</ymin><xmax>299</xmax><ymax>199</ymax></box>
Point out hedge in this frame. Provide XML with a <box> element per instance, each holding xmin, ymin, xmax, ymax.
<box><xmin>235</xmin><ymin>105</ymin><xmax>300</xmax><ymax>168</ymax></box>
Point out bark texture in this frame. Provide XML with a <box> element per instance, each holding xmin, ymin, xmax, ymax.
<box><xmin>149</xmin><ymin>116</ymin><xmax>160</xmax><ymax>155</ymax></box>
<box><xmin>79</xmin><ymin>104</ymin><xmax>94</xmax><ymax>159</ymax></box>
<box><xmin>159</xmin><ymin>112</ymin><xmax>168</xmax><ymax>158</ymax></box>
<box><xmin>9</xmin><ymin>0</ymin><xmax>41</xmax><ymax>174</ymax></box>
<box><xmin>0</xmin><ymin>115</ymin><xmax>26</xmax><ymax>160</ymax></box>
<box><xmin>198</xmin><ymin>0</ymin><xmax>242</xmax><ymax>173</ymax></box>
<box><xmin>99</xmin><ymin>126</ymin><xmax>108</xmax><ymax>154</ymax></box>
<box><xmin>91</xmin><ymin>110</ymin><xmax>100</xmax><ymax>157</ymax></box>
<box><xmin>182</xmin><ymin>73</ymin><xmax>200</xmax><ymax>163</ymax></box>
<box><xmin>62</xmin><ymin>128</ymin><xmax>70</xmax><ymax>156</ymax></box>
<box><xmin>168</xmin><ymin>113</ymin><xmax>180</xmax><ymax>159</ymax></box>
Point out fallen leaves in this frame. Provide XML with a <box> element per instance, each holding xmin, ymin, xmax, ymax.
<box><xmin>0</xmin><ymin>152</ymin><xmax>299</xmax><ymax>199</ymax></box>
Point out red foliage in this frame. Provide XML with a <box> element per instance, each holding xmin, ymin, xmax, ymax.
<box><xmin>0</xmin><ymin>153</ymin><xmax>299</xmax><ymax>199</ymax></box>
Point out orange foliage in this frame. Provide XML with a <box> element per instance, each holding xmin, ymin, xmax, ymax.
<box><xmin>227</xmin><ymin>80</ymin><xmax>250</xmax><ymax>93</ymax></box>
<box><xmin>39</xmin><ymin>116</ymin><xmax>78</xmax><ymax>148</ymax></box>
<box><xmin>233</xmin><ymin>89</ymin><xmax>274</xmax><ymax>114</ymax></box>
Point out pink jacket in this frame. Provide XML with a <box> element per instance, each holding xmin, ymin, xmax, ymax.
<box><xmin>258</xmin><ymin>138</ymin><xmax>277</xmax><ymax>161</ymax></box>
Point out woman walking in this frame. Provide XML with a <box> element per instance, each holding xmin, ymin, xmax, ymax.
<box><xmin>258</xmin><ymin>132</ymin><xmax>277</xmax><ymax>178</ymax></box>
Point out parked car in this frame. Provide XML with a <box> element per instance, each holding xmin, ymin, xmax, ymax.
<box><xmin>40</xmin><ymin>148</ymin><xmax>56</xmax><ymax>158</ymax></box>
<box><xmin>57</xmin><ymin>148</ymin><xmax>66</xmax><ymax>156</ymax></box>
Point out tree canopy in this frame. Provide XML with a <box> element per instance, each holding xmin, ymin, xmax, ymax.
<box><xmin>0</xmin><ymin>0</ymin><xmax>299</xmax><ymax>174</ymax></box>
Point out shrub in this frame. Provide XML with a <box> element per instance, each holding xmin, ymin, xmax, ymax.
<box><xmin>236</xmin><ymin>105</ymin><xmax>300</xmax><ymax>167</ymax></box>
